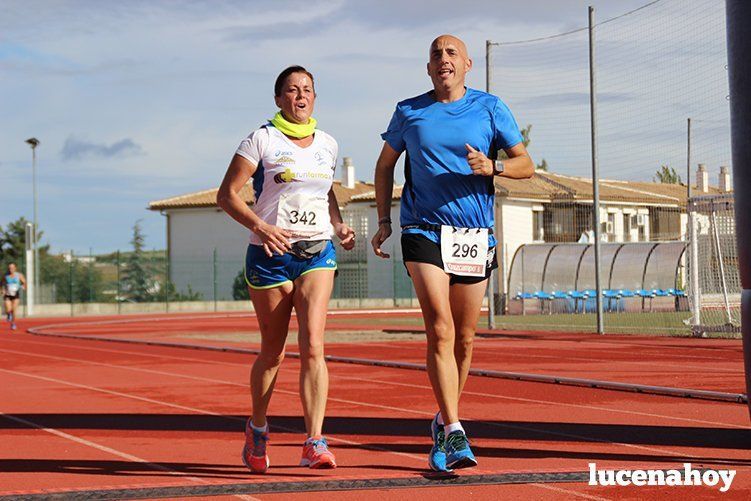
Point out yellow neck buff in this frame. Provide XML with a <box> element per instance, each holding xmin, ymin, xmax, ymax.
<box><xmin>270</xmin><ymin>111</ymin><xmax>317</xmax><ymax>138</ymax></box>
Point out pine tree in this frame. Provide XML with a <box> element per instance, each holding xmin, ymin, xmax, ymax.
<box><xmin>653</xmin><ymin>165</ymin><xmax>682</xmax><ymax>184</ymax></box>
<box><xmin>501</xmin><ymin>124</ymin><xmax>550</xmax><ymax>170</ymax></box>
<box><xmin>122</xmin><ymin>221</ymin><xmax>152</xmax><ymax>301</ymax></box>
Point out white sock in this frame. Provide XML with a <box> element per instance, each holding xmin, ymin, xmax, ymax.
<box><xmin>436</xmin><ymin>412</ymin><xmax>444</xmax><ymax>425</ymax></box>
<box><xmin>250</xmin><ymin>421</ymin><xmax>268</xmax><ymax>433</ymax></box>
<box><xmin>444</xmin><ymin>422</ymin><xmax>464</xmax><ymax>436</ymax></box>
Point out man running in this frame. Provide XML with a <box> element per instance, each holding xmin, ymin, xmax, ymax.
<box><xmin>3</xmin><ymin>263</ymin><xmax>26</xmax><ymax>331</ymax></box>
<box><xmin>371</xmin><ymin>35</ymin><xmax>534</xmax><ymax>471</ymax></box>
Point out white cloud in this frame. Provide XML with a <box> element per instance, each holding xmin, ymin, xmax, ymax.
<box><xmin>0</xmin><ymin>0</ymin><xmax>729</xmax><ymax>252</ymax></box>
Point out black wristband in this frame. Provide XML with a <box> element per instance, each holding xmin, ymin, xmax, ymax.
<box><xmin>378</xmin><ymin>216</ymin><xmax>392</xmax><ymax>225</ymax></box>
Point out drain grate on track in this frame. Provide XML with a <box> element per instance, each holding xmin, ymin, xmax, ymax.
<box><xmin>1</xmin><ymin>471</ymin><xmax>592</xmax><ymax>500</ymax></box>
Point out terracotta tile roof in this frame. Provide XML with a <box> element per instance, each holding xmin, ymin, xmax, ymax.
<box><xmin>497</xmin><ymin>171</ymin><xmax>724</xmax><ymax>206</ymax></box>
<box><xmin>149</xmin><ymin>180</ymin><xmax>374</xmax><ymax>211</ymax></box>
<box><xmin>349</xmin><ymin>185</ymin><xmax>403</xmax><ymax>202</ymax></box>
<box><xmin>331</xmin><ymin>180</ymin><xmax>376</xmax><ymax>205</ymax></box>
<box><xmin>150</xmin><ymin>172</ymin><xmax>726</xmax><ymax>210</ymax></box>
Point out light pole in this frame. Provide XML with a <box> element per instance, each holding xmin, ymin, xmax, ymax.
<box><xmin>25</xmin><ymin>137</ymin><xmax>40</xmax><ymax>305</ymax></box>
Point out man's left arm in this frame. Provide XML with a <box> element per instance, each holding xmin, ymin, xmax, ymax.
<box><xmin>466</xmin><ymin>142</ymin><xmax>535</xmax><ymax>179</ymax></box>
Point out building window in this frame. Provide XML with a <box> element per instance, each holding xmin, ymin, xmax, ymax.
<box><xmin>623</xmin><ymin>213</ymin><xmax>632</xmax><ymax>242</ymax></box>
<box><xmin>533</xmin><ymin>210</ymin><xmax>544</xmax><ymax>241</ymax></box>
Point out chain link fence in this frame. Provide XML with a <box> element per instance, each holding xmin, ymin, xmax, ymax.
<box><xmin>488</xmin><ymin>0</ymin><xmax>736</xmax><ymax>336</ymax></box>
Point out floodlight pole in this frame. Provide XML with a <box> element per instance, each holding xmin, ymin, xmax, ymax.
<box><xmin>24</xmin><ymin>222</ymin><xmax>34</xmax><ymax>316</ymax></box>
<box><xmin>726</xmin><ymin>0</ymin><xmax>751</xmax><ymax>417</ymax></box>
<box><xmin>687</xmin><ymin>119</ymin><xmax>701</xmax><ymax>333</ymax></box>
<box><xmin>588</xmin><ymin>7</ymin><xmax>604</xmax><ymax>334</ymax></box>
<box><xmin>486</xmin><ymin>39</ymin><xmax>501</xmax><ymax>329</ymax></box>
<box><xmin>25</xmin><ymin>137</ymin><xmax>40</xmax><ymax>306</ymax></box>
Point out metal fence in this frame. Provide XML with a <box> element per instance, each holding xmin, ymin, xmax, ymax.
<box><xmin>24</xmin><ymin>247</ymin><xmax>416</xmax><ymax>312</ymax></box>
<box><xmin>486</xmin><ymin>0</ymin><xmax>735</xmax><ymax>336</ymax></box>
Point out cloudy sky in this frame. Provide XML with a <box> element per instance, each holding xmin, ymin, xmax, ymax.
<box><xmin>1</xmin><ymin>0</ymin><xmax>729</xmax><ymax>254</ymax></box>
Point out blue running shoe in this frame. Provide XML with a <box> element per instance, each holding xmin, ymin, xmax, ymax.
<box><xmin>445</xmin><ymin>430</ymin><xmax>477</xmax><ymax>470</ymax></box>
<box><xmin>428</xmin><ymin>413</ymin><xmax>451</xmax><ymax>472</ymax></box>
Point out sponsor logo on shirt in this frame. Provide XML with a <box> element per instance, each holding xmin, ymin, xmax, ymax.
<box><xmin>275</xmin><ymin>155</ymin><xmax>295</xmax><ymax>165</ymax></box>
<box><xmin>273</xmin><ymin>168</ymin><xmax>333</xmax><ymax>184</ymax></box>
<box><xmin>273</xmin><ymin>168</ymin><xmax>302</xmax><ymax>184</ymax></box>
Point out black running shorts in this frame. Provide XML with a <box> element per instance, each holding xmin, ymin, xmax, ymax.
<box><xmin>401</xmin><ymin>233</ymin><xmax>497</xmax><ymax>285</ymax></box>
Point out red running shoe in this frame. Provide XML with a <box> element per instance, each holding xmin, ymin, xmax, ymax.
<box><xmin>300</xmin><ymin>437</ymin><xmax>337</xmax><ymax>469</ymax></box>
<box><xmin>242</xmin><ymin>418</ymin><xmax>269</xmax><ymax>473</ymax></box>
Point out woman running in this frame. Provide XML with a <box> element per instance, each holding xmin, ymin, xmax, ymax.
<box><xmin>3</xmin><ymin>263</ymin><xmax>26</xmax><ymax>331</ymax></box>
<box><xmin>217</xmin><ymin>65</ymin><xmax>355</xmax><ymax>473</ymax></box>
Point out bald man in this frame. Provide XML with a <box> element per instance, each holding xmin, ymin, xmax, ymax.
<box><xmin>371</xmin><ymin>35</ymin><xmax>534</xmax><ymax>472</ymax></box>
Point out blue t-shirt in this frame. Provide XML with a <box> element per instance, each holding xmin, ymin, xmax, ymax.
<box><xmin>381</xmin><ymin>87</ymin><xmax>522</xmax><ymax>246</ymax></box>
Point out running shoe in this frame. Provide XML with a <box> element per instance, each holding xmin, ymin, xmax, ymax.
<box><xmin>10</xmin><ymin>323</ymin><xmax>16</xmax><ymax>330</ymax></box>
<box><xmin>428</xmin><ymin>413</ymin><xmax>451</xmax><ymax>472</ymax></box>
<box><xmin>444</xmin><ymin>430</ymin><xmax>477</xmax><ymax>470</ymax></box>
<box><xmin>300</xmin><ymin>437</ymin><xmax>337</xmax><ymax>469</ymax></box>
<box><xmin>241</xmin><ymin>418</ymin><xmax>269</xmax><ymax>474</ymax></box>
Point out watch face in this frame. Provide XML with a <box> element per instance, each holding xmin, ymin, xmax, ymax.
<box><xmin>494</xmin><ymin>160</ymin><xmax>504</xmax><ymax>174</ymax></box>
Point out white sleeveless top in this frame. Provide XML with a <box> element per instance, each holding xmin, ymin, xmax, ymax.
<box><xmin>235</xmin><ymin>125</ymin><xmax>338</xmax><ymax>245</ymax></box>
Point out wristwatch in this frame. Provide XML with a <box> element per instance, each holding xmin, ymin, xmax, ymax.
<box><xmin>493</xmin><ymin>160</ymin><xmax>505</xmax><ymax>176</ymax></box>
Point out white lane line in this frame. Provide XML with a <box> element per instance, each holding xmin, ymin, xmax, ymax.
<box><xmin>0</xmin><ymin>349</ymin><xmax>731</xmax><ymax>461</ymax></box>
<box><xmin>0</xmin><ymin>348</ymin><xmax>432</xmax><ymax>419</ymax></box>
<box><xmin>29</xmin><ymin>308</ymin><xmax>422</xmax><ymax>333</ymax></box>
<box><xmin>0</xmin><ymin>366</ymin><xmax>425</xmax><ymax>464</ymax></box>
<box><xmin>0</xmin><ymin>412</ymin><xmax>205</xmax><ymax>483</ymax></box>
<box><xmin>347</xmin><ymin>337</ymin><xmax>742</xmax><ymax>372</ymax></box>
<box><xmin>4</xmin><ymin>339</ymin><xmax>744</xmax><ymax>429</ymax></box>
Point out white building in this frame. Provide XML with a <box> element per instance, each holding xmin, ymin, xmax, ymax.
<box><xmin>342</xmin><ymin>165</ymin><xmax>729</xmax><ymax>299</ymax></box>
<box><xmin>149</xmin><ymin>162</ymin><xmax>729</xmax><ymax>302</ymax></box>
<box><xmin>148</xmin><ymin>160</ymin><xmax>373</xmax><ymax>300</ymax></box>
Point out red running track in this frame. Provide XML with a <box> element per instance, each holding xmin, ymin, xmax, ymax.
<box><xmin>1</xmin><ymin>311</ymin><xmax>749</xmax><ymax>500</ymax></box>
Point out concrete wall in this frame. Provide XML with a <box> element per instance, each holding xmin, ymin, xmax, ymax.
<box><xmin>16</xmin><ymin>298</ymin><xmax>424</xmax><ymax>318</ymax></box>
<box><xmin>363</xmin><ymin>203</ymin><xmax>410</xmax><ymax>299</ymax></box>
<box><xmin>168</xmin><ymin>208</ymin><xmax>249</xmax><ymax>300</ymax></box>
<box><xmin>497</xmin><ymin>199</ymin><xmax>535</xmax><ymax>283</ymax></box>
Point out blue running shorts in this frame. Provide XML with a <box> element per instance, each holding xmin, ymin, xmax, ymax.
<box><xmin>244</xmin><ymin>240</ymin><xmax>337</xmax><ymax>290</ymax></box>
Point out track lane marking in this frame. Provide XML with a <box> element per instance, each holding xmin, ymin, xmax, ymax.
<box><xmin>3</xmin><ymin>339</ymin><xmax>745</xmax><ymax>429</ymax></box>
<box><xmin>0</xmin><ymin>339</ymin><xmax>747</xmax><ymax>429</ymax></box>
<box><xmin>0</xmin><ymin>366</ymin><xmax>427</xmax><ymax>465</ymax></box>
<box><xmin>0</xmin><ymin>412</ymin><xmax>263</xmax><ymax>501</ymax></box>
<box><xmin>1</xmin><ymin>349</ymin><xmax>737</xmax><ymax>463</ymax></box>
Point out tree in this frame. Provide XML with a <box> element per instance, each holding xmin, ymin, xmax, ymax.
<box><xmin>233</xmin><ymin>269</ymin><xmax>250</xmax><ymax>300</ymax></box>
<box><xmin>0</xmin><ymin>217</ymin><xmax>105</xmax><ymax>303</ymax></box>
<box><xmin>163</xmin><ymin>281</ymin><xmax>203</xmax><ymax>301</ymax></box>
<box><xmin>0</xmin><ymin>217</ymin><xmax>48</xmax><ymax>272</ymax></box>
<box><xmin>121</xmin><ymin>220</ymin><xmax>153</xmax><ymax>302</ymax></box>
<box><xmin>653</xmin><ymin>165</ymin><xmax>682</xmax><ymax>184</ymax></box>
<box><xmin>500</xmin><ymin>124</ymin><xmax>549</xmax><ymax>170</ymax></box>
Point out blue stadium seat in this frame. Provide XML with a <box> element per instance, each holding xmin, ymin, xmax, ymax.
<box><xmin>635</xmin><ymin>289</ymin><xmax>655</xmax><ymax>311</ymax></box>
<box><xmin>533</xmin><ymin>291</ymin><xmax>554</xmax><ymax>314</ymax></box>
<box><xmin>568</xmin><ymin>290</ymin><xmax>587</xmax><ymax>313</ymax></box>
